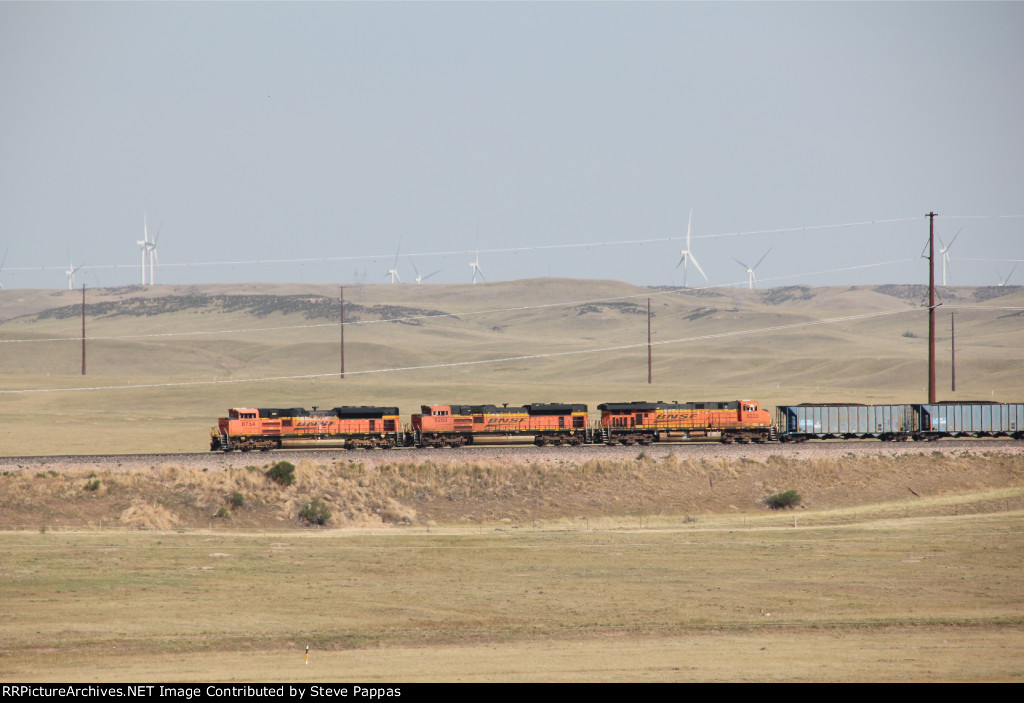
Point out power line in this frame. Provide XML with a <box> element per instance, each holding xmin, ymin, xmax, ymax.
<box><xmin>1</xmin><ymin>215</ymin><xmax>939</xmax><ymax>274</ymax></box>
<box><xmin>0</xmin><ymin>256</ymin><xmax>924</xmax><ymax>345</ymax></box>
<box><xmin>0</xmin><ymin>308</ymin><xmax>919</xmax><ymax>394</ymax></box>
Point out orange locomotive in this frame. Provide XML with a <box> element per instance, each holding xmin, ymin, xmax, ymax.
<box><xmin>410</xmin><ymin>403</ymin><xmax>590</xmax><ymax>448</ymax></box>
<box><xmin>211</xmin><ymin>406</ymin><xmax>403</xmax><ymax>451</ymax></box>
<box><xmin>598</xmin><ymin>400</ymin><xmax>773</xmax><ymax>445</ymax></box>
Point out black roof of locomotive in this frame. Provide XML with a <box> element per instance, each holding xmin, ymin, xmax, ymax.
<box><xmin>433</xmin><ymin>403</ymin><xmax>587</xmax><ymax>415</ymax></box>
<box><xmin>255</xmin><ymin>406</ymin><xmax>399</xmax><ymax>419</ymax></box>
<box><xmin>598</xmin><ymin>401</ymin><xmax>741</xmax><ymax>412</ymax></box>
<box><xmin>257</xmin><ymin>408</ymin><xmax>310</xmax><ymax>418</ymax></box>
<box><xmin>330</xmin><ymin>406</ymin><xmax>400</xmax><ymax>418</ymax></box>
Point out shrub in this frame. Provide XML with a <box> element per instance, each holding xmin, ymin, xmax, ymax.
<box><xmin>765</xmin><ymin>489</ymin><xmax>802</xmax><ymax>510</ymax></box>
<box><xmin>300</xmin><ymin>498</ymin><xmax>331</xmax><ymax>526</ymax></box>
<box><xmin>84</xmin><ymin>479</ymin><xmax>101</xmax><ymax>492</ymax></box>
<box><xmin>228</xmin><ymin>492</ymin><xmax>245</xmax><ymax>510</ymax></box>
<box><xmin>266</xmin><ymin>461</ymin><xmax>295</xmax><ymax>487</ymax></box>
<box><xmin>215</xmin><ymin>507</ymin><xmax>230</xmax><ymax>519</ymax></box>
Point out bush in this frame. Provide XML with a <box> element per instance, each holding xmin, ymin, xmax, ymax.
<box><xmin>765</xmin><ymin>489</ymin><xmax>802</xmax><ymax>510</ymax></box>
<box><xmin>299</xmin><ymin>498</ymin><xmax>331</xmax><ymax>526</ymax></box>
<box><xmin>266</xmin><ymin>461</ymin><xmax>295</xmax><ymax>487</ymax></box>
<box><xmin>84</xmin><ymin>479</ymin><xmax>101</xmax><ymax>492</ymax></box>
<box><xmin>228</xmin><ymin>492</ymin><xmax>245</xmax><ymax>510</ymax></box>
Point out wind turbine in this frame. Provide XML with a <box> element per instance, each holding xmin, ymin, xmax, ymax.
<box><xmin>0</xmin><ymin>247</ymin><xmax>8</xmax><ymax>290</ymax></box>
<box><xmin>937</xmin><ymin>228</ymin><xmax>961</xmax><ymax>286</ymax></box>
<box><xmin>137</xmin><ymin>216</ymin><xmax>150</xmax><ymax>285</ymax></box>
<box><xmin>409</xmin><ymin>257</ymin><xmax>440</xmax><ymax>284</ymax></box>
<box><xmin>733</xmin><ymin>248</ymin><xmax>771</xmax><ymax>289</ymax></box>
<box><xmin>675</xmin><ymin>208</ymin><xmax>707</xmax><ymax>287</ymax></box>
<box><xmin>469</xmin><ymin>246</ymin><xmax>486</xmax><ymax>284</ymax></box>
<box><xmin>147</xmin><ymin>226</ymin><xmax>159</xmax><ymax>286</ymax></box>
<box><xmin>65</xmin><ymin>257</ymin><xmax>83</xmax><ymax>290</ymax></box>
<box><xmin>385</xmin><ymin>237</ymin><xmax>402</xmax><ymax>284</ymax></box>
<box><xmin>996</xmin><ymin>263</ymin><xmax>1017</xmax><ymax>287</ymax></box>
<box><xmin>136</xmin><ymin>214</ymin><xmax>158</xmax><ymax>286</ymax></box>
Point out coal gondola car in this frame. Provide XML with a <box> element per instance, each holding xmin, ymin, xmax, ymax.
<box><xmin>776</xmin><ymin>403</ymin><xmax>915</xmax><ymax>442</ymax></box>
<box><xmin>913</xmin><ymin>402</ymin><xmax>1024</xmax><ymax>440</ymax></box>
<box><xmin>409</xmin><ymin>403</ymin><xmax>590</xmax><ymax>447</ymax></box>
<box><xmin>598</xmin><ymin>400</ymin><xmax>773</xmax><ymax>444</ymax></box>
<box><xmin>211</xmin><ymin>406</ymin><xmax>403</xmax><ymax>451</ymax></box>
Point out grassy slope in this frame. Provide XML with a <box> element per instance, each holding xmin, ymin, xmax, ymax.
<box><xmin>1</xmin><ymin>280</ymin><xmax>1023</xmax><ymax>455</ymax></box>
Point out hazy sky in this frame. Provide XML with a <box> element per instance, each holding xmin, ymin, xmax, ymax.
<box><xmin>1</xmin><ymin>1</ymin><xmax>1022</xmax><ymax>291</ymax></box>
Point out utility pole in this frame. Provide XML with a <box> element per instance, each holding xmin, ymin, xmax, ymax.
<box><xmin>647</xmin><ymin>298</ymin><xmax>652</xmax><ymax>384</ymax></box>
<box><xmin>81</xmin><ymin>284</ymin><xmax>86</xmax><ymax>375</ymax></box>
<box><xmin>344</xmin><ymin>284</ymin><xmax>348</xmax><ymax>378</ymax></box>
<box><xmin>927</xmin><ymin>212</ymin><xmax>937</xmax><ymax>403</ymax></box>
<box><xmin>950</xmin><ymin>312</ymin><xmax>957</xmax><ymax>392</ymax></box>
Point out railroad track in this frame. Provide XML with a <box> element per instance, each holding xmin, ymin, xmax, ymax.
<box><xmin>2</xmin><ymin>438</ymin><xmax>1023</xmax><ymax>472</ymax></box>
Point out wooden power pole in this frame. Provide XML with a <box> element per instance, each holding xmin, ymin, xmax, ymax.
<box><xmin>81</xmin><ymin>284</ymin><xmax>86</xmax><ymax>375</ymax></box>
<box><xmin>647</xmin><ymin>298</ymin><xmax>652</xmax><ymax>384</ymax></box>
<box><xmin>344</xmin><ymin>284</ymin><xmax>348</xmax><ymax>378</ymax></box>
<box><xmin>927</xmin><ymin>212</ymin><xmax>937</xmax><ymax>403</ymax></box>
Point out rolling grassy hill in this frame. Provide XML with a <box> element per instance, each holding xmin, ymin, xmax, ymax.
<box><xmin>1</xmin><ymin>279</ymin><xmax>1022</xmax><ymax>455</ymax></box>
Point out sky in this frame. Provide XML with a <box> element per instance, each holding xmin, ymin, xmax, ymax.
<box><xmin>1</xmin><ymin>1</ymin><xmax>1022</xmax><ymax>291</ymax></box>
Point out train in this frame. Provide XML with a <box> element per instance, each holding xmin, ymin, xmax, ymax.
<box><xmin>209</xmin><ymin>399</ymin><xmax>1024</xmax><ymax>451</ymax></box>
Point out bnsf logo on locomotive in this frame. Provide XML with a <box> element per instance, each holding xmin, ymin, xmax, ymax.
<box><xmin>486</xmin><ymin>417</ymin><xmax>526</xmax><ymax>426</ymax></box>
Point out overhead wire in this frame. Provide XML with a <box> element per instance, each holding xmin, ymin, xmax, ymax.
<box><xmin>0</xmin><ymin>308</ymin><xmax>921</xmax><ymax>394</ymax></box>
<box><xmin>2</xmin><ymin>215</ymin><xmax>934</xmax><ymax>274</ymax></box>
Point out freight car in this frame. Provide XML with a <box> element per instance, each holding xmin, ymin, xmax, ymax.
<box><xmin>211</xmin><ymin>406</ymin><xmax>403</xmax><ymax>451</ymax></box>
<box><xmin>915</xmin><ymin>402</ymin><xmax>1024</xmax><ymax>440</ymax></box>
<box><xmin>776</xmin><ymin>404</ymin><xmax>915</xmax><ymax>441</ymax></box>
<box><xmin>597</xmin><ymin>400</ymin><xmax>774</xmax><ymax>445</ymax></box>
<box><xmin>409</xmin><ymin>403</ymin><xmax>590</xmax><ymax>447</ymax></box>
<box><xmin>776</xmin><ymin>402</ymin><xmax>1024</xmax><ymax>441</ymax></box>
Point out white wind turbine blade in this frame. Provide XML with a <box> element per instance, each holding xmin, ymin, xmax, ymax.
<box><xmin>752</xmin><ymin>248</ymin><xmax>772</xmax><ymax>271</ymax></box>
<box><xmin>676</xmin><ymin>254</ymin><xmax>689</xmax><ymax>288</ymax></box>
<box><xmin>66</xmin><ymin>258</ymin><xmax>83</xmax><ymax>290</ymax></box>
<box><xmin>940</xmin><ymin>228</ymin><xmax>960</xmax><ymax>285</ymax></box>
<box><xmin>674</xmin><ymin>208</ymin><xmax>707</xmax><ymax>287</ymax></box>
<box><xmin>745</xmin><ymin>248</ymin><xmax>771</xmax><ymax>289</ymax></box>
<box><xmin>733</xmin><ymin>257</ymin><xmax>755</xmax><ymax>289</ymax></box>
<box><xmin>385</xmin><ymin>236</ymin><xmax>402</xmax><ymax>283</ymax></box>
<box><xmin>469</xmin><ymin>243</ymin><xmax>485</xmax><ymax>283</ymax></box>
<box><xmin>688</xmin><ymin>251</ymin><xmax>708</xmax><ymax>282</ymax></box>
<box><xmin>997</xmin><ymin>263</ymin><xmax>1017</xmax><ymax>286</ymax></box>
<box><xmin>137</xmin><ymin>214</ymin><xmax>150</xmax><ymax>285</ymax></box>
<box><xmin>409</xmin><ymin>257</ymin><xmax>439</xmax><ymax>283</ymax></box>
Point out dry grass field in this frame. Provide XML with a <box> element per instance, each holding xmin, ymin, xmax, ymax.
<box><xmin>1</xmin><ymin>280</ymin><xmax>1023</xmax><ymax>681</ymax></box>
<box><xmin>1</xmin><ymin>280</ymin><xmax>1023</xmax><ymax>455</ymax></box>
<box><xmin>1</xmin><ymin>495</ymin><xmax>1022</xmax><ymax>682</ymax></box>
<box><xmin>1</xmin><ymin>450</ymin><xmax>1023</xmax><ymax>681</ymax></box>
